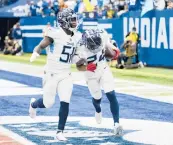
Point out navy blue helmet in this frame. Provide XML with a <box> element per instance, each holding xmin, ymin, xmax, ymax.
<box><xmin>82</xmin><ymin>29</ymin><xmax>102</xmax><ymax>53</ymax></box>
<box><xmin>57</xmin><ymin>8</ymin><xmax>78</xmax><ymax>30</ymax></box>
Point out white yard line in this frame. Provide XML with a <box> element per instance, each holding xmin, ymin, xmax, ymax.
<box><xmin>0</xmin><ymin>60</ymin><xmax>173</xmax><ymax>104</ymax></box>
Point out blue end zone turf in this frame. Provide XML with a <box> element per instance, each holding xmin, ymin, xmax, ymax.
<box><xmin>0</xmin><ymin>70</ymin><xmax>172</xmax><ymax>123</ymax></box>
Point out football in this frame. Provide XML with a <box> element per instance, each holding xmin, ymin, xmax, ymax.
<box><xmin>76</xmin><ymin>58</ymin><xmax>87</xmax><ymax>71</ymax></box>
<box><xmin>104</xmin><ymin>48</ymin><xmax>116</xmax><ymax>60</ymax></box>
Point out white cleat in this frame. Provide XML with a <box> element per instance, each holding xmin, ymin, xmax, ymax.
<box><xmin>95</xmin><ymin>112</ymin><xmax>102</xmax><ymax>124</ymax></box>
<box><xmin>138</xmin><ymin>61</ymin><xmax>144</xmax><ymax>68</ymax></box>
<box><xmin>55</xmin><ymin>131</ymin><xmax>67</xmax><ymax>141</ymax></box>
<box><xmin>29</xmin><ymin>98</ymin><xmax>37</xmax><ymax>119</ymax></box>
<box><xmin>114</xmin><ymin>123</ymin><xmax>123</xmax><ymax>136</ymax></box>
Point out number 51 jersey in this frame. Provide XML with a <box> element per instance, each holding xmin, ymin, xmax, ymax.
<box><xmin>44</xmin><ymin>27</ymin><xmax>81</xmax><ymax>74</ymax></box>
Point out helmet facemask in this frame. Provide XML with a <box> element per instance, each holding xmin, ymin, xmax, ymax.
<box><xmin>68</xmin><ymin>14</ymin><xmax>78</xmax><ymax>31</ymax></box>
<box><xmin>83</xmin><ymin>30</ymin><xmax>102</xmax><ymax>54</ymax></box>
<box><xmin>57</xmin><ymin>9</ymin><xmax>80</xmax><ymax>32</ymax></box>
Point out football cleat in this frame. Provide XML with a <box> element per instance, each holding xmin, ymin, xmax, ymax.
<box><xmin>138</xmin><ymin>61</ymin><xmax>144</xmax><ymax>68</ymax></box>
<box><xmin>114</xmin><ymin>123</ymin><xmax>123</xmax><ymax>136</ymax></box>
<box><xmin>55</xmin><ymin>131</ymin><xmax>67</xmax><ymax>141</ymax></box>
<box><xmin>95</xmin><ymin>112</ymin><xmax>102</xmax><ymax>124</ymax></box>
<box><xmin>29</xmin><ymin>98</ymin><xmax>37</xmax><ymax>119</ymax></box>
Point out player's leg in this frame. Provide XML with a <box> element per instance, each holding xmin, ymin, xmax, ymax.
<box><xmin>29</xmin><ymin>72</ymin><xmax>57</xmax><ymax>118</ymax></box>
<box><xmin>87</xmin><ymin>74</ymin><xmax>102</xmax><ymax>124</ymax></box>
<box><xmin>101</xmin><ymin>66</ymin><xmax>123</xmax><ymax>136</ymax></box>
<box><xmin>55</xmin><ymin>74</ymin><xmax>73</xmax><ymax>141</ymax></box>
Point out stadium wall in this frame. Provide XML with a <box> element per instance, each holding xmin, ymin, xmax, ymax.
<box><xmin>21</xmin><ymin>10</ymin><xmax>173</xmax><ymax>67</ymax></box>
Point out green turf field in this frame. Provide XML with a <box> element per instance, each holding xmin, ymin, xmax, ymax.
<box><xmin>0</xmin><ymin>53</ymin><xmax>173</xmax><ymax>86</ymax></box>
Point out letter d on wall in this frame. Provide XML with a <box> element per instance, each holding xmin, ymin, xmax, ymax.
<box><xmin>141</xmin><ymin>18</ymin><xmax>150</xmax><ymax>47</ymax></box>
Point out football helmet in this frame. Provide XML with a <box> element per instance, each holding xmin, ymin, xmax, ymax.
<box><xmin>57</xmin><ymin>8</ymin><xmax>78</xmax><ymax>31</ymax></box>
<box><xmin>82</xmin><ymin>29</ymin><xmax>102</xmax><ymax>54</ymax></box>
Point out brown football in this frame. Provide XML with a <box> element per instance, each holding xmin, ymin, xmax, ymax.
<box><xmin>76</xmin><ymin>65</ymin><xmax>86</xmax><ymax>71</ymax></box>
<box><xmin>105</xmin><ymin>48</ymin><xmax>115</xmax><ymax>60</ymax></box>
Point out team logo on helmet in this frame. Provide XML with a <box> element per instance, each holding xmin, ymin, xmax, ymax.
<box><xmin>82</xmin><ymin>29</ymin><xmax>103</xmax><ymax>54</ymax></box>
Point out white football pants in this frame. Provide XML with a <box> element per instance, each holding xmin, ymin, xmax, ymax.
<box><xmin>42</xmin><ymin>71</ymin><xmax>73</xmax><ymax>108</ymax></box>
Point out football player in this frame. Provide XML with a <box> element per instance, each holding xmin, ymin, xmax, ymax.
<box><xmin>75</xmin><ymin>29</ymin><xmax>123</xmax><ymax>136</ymax></box>
<box><xmin>29</xmin><ymin>8</ymin><xmax>81</xmax><ymax>141</ymax></box>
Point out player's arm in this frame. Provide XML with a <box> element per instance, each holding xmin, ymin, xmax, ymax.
<box><xmin>72</xmin><ymin>42</ymin><xmax>88</xmax><ymax>71</ymax></box>
<box><xmin>105</xmin><ymin>40</ymin><xmax>120</xmax><ymax>60</ymax></box>
<box><xmin>73</xmin><ymin>51</ymin><xmax>87</xmax><ymax>71</ymax></box>
<box><xmin>30</xmin><ymin>36</ymin><xmax>53</xmax><ymax>62</ymax></box>
<box><xmin>76</xmin><ymin>58</ymin><xmax>87</xmax><ymax>71</ymax></box>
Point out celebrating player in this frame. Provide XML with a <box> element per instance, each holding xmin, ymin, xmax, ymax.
<box><xmin>29</xmin><ymin>8</ymin><xmax>81</xmax><ymax>141</ymax></box>
<box><xmin>75</xmin><ymin>29</ymin><xmax>123</xmax><ymax>136</ymax></box>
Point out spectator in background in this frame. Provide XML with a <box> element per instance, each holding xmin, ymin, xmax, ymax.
<box><xmin>37</xmin><ymin>0</ymin><xmax>43</xmax><ymax>15</ymax></box>
<box><xmin>126</xmin><ymin>0</ymin><xmax>142</xmax><ymax>11</ymax></box>
<box><xmin>116</xmin><ymin>39</ymin><xmax>137</xmax><ymax>69</ymax></box>
<box><xmin>30</xmin><ymin>1</ymin><xmax>40</xmax><ymax>16</ymax></box>
<box><xmin>59</xmin><ymin>0</ymin><xmax>68</xmax><ymax>11</ymax></box>
<box><xmin>154</xmin><ymin>0</ymin><xmax>166</xmax><ymax>10</ymax></box>
<box><xmin>98</xmin><ymin>0</ymin><xmax>103</xmax><ymax>9</ymax></box>
<box><xmin>45</xmin><ymin>5</ymin><xmax>54</xmax><ymax>16</ymax></box>
<box><xmin>118</xmin><ymin>0</ymin><xmax>126</xmax><ymax>11</ymax></box>
<box><xmin>125</xmin><ymin>27</ymin><xmax>140</xmax><ymax>63</ymax></box>
<box><xmin>74</xmin><ymin>0</ymin><xmax>80</xmax><ymax>13</ymax></box>
<box><xmin>11</xmin><ymin>40</ymin><xmax>22</xmax><ymax>56</ymax></box>
<box><xmin>3</xmin><ymin>36</ymin><xmax>13</xmax><ymax>55</ymax></box>
<box><xmin>106</xmin><ymin>5</ymin><xmax>116</xmax><ymax>18</ymax></box>
<box><xmin>166</xmin><ymin>0</ymin><xmax>173</xmax><ymax>9</ymax></box>
<box><xmin>24</xmin><ymin>0</ymin><xmax>31</xmax><ymax>16</ymax></box>
<box><xmin>42</xmin><ymin>0</ymin><xmax>49</xmax><ymax>16</ymax></box>
<box><xmin>12</xmin><ymin>23</ymin><xmax>23</xmax><ymax>55</ymax></box>
<box><xmin>74</xmin><ymin>0</ymin><xmax>85</xmax><ymax>14</ymax></box>
<box><xmin>116</xmin><ymin>0</ymin><xmax>128</xmax><ymax>16</ymax></box>
<box><xmin>97</xmin><ymin>8</ymin><xmax>103</xmax><ymax>18</ymax></box>
<box><xmin>52</xmin><ymin>0</ymin><xmax>59</xmax><ymax>15</ymax></box>
<box><xmin>102</xmin><ymin>5</ymin><xmax>108</xmax><ymax>19</ymax></box>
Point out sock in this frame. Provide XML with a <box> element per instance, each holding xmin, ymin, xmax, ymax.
<box><xmin>92</xmin><ymin>98</ymin><xmax>101</xmax><ymax>113</ymax></box>
<box><xmin>58</xmin><ymin>101</ymin><xmax>69</xmax><ymax>131</ymax></box>
<box><xmin>106</xmin><ymin>91</ymin><xmax>119</xmax><ymax>123</ymax></box>
<box><xmin>57</xmin><ymin>129</ymin><xmax>63</xmax><ymax>134</ymax></box>
<box><xmin>31</xmin><ymin>98</ymin><xmax>46</xmax><ymax>109</ymax></box>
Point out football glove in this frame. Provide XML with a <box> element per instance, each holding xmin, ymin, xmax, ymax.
<box><xmin>112</xmin><ymin>48</ymin><xmax>120</xmax><ymax>60</ymax></box>
<box><xmin>86</xmin><ymin>63</ymin><xmax>97</xmax><ymax>72</ymax></box>
<box><xmin>30</xmin><ymin>51</ymin><xmax>40</xmax><ymax>62</ymax></box>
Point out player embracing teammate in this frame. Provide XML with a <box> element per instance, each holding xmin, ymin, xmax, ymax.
<box><xmin>29</xmin><ymin>8</ymin><xmax>123</xmax><ymax>141</ymax></box>
<box><xmin>75</xmin><ymin>29</ymin><xmax>123</xmax><ymax>136</ymax></box>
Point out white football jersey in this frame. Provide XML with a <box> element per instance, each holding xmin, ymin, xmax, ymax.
<box><xmin>76</xmin><ymin>29</ymin><xmax>110</xmax><ymax>68</ymax></box>
<box><xmin>44</xmin><ymin>27</ymin><xmax>81</xmax><ymax>73</ymax></box>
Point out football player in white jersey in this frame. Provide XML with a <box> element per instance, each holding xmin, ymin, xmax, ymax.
<box><xmin>75</xmin><ymin>29</ymin><xmax>123</xmax><ymax>136</ymax></box>
<box><xmin>29</xmin><ymin>8</ymin><xmax>81</xmax><ymax>141</ymax></box>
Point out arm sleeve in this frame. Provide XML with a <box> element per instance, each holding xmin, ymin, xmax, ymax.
<box><xmin>72</xmin><ymin>44</ymin><xmax>87</xmax><ymax>64</ymax></box>
<box><xmin>45</xmin><ymin>28</ymin><xmax>54</xmax><ymax>40</ymax></box>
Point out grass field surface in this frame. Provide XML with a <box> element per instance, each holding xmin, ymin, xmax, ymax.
<box><xmin>0</xmin><ymin>53</ymin><xmax>173</xmax><ymax>86</ymax></box>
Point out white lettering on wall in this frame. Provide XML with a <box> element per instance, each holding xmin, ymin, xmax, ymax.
<box><xmin>157</xmin><ymin>17</ymin><xmax>168</xmax><ymax>49</ymax></box>
<box><xmin>141</xmin><ymin>18</ymin><xmax>150</xmax><ymax>47</ymax></box>
<box><xmin>151</xmin><ymin>17</ymin><xmax>156</xmax><ymax>48</ymax></box>
<box><xmin>129</xmin><ymin>18</ymin><xmax>140</xmax><ymax>33</ymax></box>
<box><xmin>123</xmin><ymin>17</ymin><xmax>128</xmax><ymax>41</ymax></box>
<box><xmin>169</xmin><ymin>17</ymin><xmax>173</xmax><ymax>49</ymax></box>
